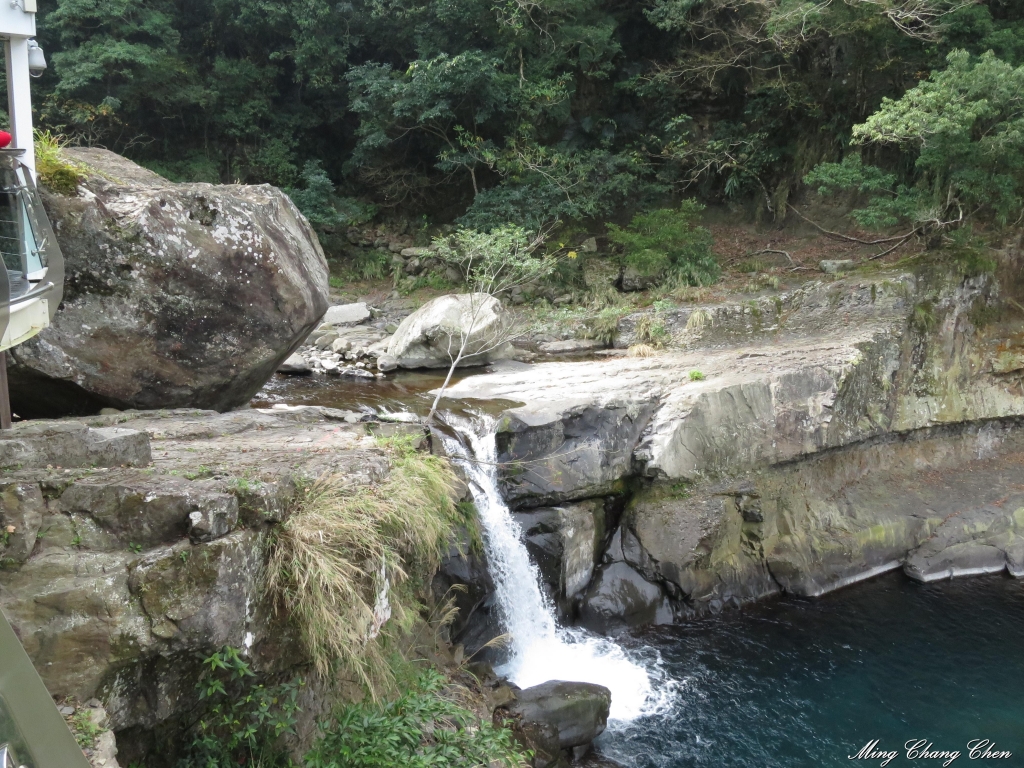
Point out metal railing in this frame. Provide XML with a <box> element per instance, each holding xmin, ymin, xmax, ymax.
<box><xmin>0</xmin><ymin>609</ymin><xmax>91</xmax><ymax>768</ymax></box>
<box><xmin>0</xmin><ymin>148</ymin><xmax>64</xmax><ymax>345</ymax></box>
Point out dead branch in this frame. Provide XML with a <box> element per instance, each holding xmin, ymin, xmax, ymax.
<box><xmin>787</xmin><ymin>204</ymin><xmax>914</xmax><ymax>245</ymax></box>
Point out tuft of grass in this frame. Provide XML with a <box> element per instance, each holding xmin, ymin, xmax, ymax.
<box><xmin>628</xmin><ymin>343</ymin><xmax>657</xmax><ymax>358</ymax></box>
<box><xmin>582</xmin><ymin>306</ymin><xmax>625</xmax><ymax>345</ymax></box>
<box><xmin>267</xmin><ymin>435</ymin><xmax>461</xmax><ymax>696</ymax></box>
<box><xmin>35</xmin><ymin>130</ymin><xmax>84</xmax><ymax>195</ymax></box>
<box><xmin>689</xmin><ymin>370</ymin><xmax>705</xmax><ymax>381</ymax></box>
<box><xmin>685</xmin><ymin>308</ymin><xmax>712</xmax><ymax>332</ymax></box>
<box><xmin>633</xmin><ymin>314</ymin><xmax>670</xmax><ymax>348</ymax></box>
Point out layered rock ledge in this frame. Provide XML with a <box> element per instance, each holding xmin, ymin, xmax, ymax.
<box><xmin>443</xmin><ymin>265</ymin><xmax>1024</xmax><ymax>625</ymax></box>
<box><xmin>0</xmin><ymin>406</ymin><xmax>420</xmax><ymax>764</ymax></box>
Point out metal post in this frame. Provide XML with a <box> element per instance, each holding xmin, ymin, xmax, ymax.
<box><xmin>5</xmin><ymin>37</ymin><xmax>35</xmax><ymax>178</ymax></box>
<box><xmin>0</xmin><ymin>351</ymin><xmax>10</xmax><ymax>429</ymax></box>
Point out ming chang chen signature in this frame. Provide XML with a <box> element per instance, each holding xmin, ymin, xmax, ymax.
<box><xmin>849</xmin><ymin>740</ymin><xmax>1013</xmax><ymax>766</ymax></box>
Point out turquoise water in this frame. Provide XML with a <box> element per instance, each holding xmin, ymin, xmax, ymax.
<box><xmin>599</xmin><ymin>573</ymin><xmax>1024</xmax><ymax>768</ymax></box>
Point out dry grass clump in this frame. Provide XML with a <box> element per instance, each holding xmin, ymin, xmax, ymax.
<box><xmin>628</xmin><ymin>343</ymin><xmax>657</xmax><ymax>358</ymax></box>
<box><xmin>685</xmin><ymin>308</ymin><xmax>712</xmax><ymax>332</ymax></box>
<box><xmin>266</xmin><ymin>435</ymin><xmax>460</xmax><ymax>696</ymax></box>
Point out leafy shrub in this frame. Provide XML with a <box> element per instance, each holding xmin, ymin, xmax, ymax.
<box><xmin>178</xmin><ymin>646</ymin><xmax>301</xmax><ymax>768</ymax></box>
<box><xmin>606</xmin><ymin>201</ymin><xmax>719</xmax><ymax>286</ymax></box>
<box><xmin>304</xmin><ymin>669</ymin><xmax>528</xmax><ymax>768</ymax></box>
<box><xmin>689</xmin><ymin>370</ymin><xmax>705</xmax><ymax>381</ymax></box>
<box><xmin>582</xmin><ymin>306</ymin><xmax>626</xmax><ymax>345</ymax></box>
<box><xmin>432</xmin><ymin>226</ymin><xmax>555</xmax><ymax>294</ymax></box>
<box><xmin>287</xmin><ymin>161</ymin><xmax>375</xmax><ymax>232</ymax></box>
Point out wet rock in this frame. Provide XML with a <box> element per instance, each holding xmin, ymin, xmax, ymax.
<box><xmin>388</xmin><ymin>293</ymin><xmax>515</xmax><ymax>369</ymax></box>
<box><xmin>10</xmin><ymin>148</ymin><xmax>329</xmax><ymax>417</ymax></box>
<box><xmin>495</xmin><ymin>403</ymin><xmax>657</xmax><ymax>508</ymax></box>
<box><xmin>376</xmin><ymin>354</ymin><xmax>398</xmax><ymax>372</ymax></box>
<box><xmin>904</xmin><ymin>504</ymin><xmax>1024</xmax><ymax>582</ymax></box>
<box><xmin>499</xmin><ymin>681</ymin><xmax>611</xmax><ymax>767</ymax></box>
<box><xmin>516</xmin><ymin>500</ymin><xmax>605</xmax><ymax>608</ymax></box>
<box><xmin>432</xmin><ymin>530</ymin><xmax>494</xmax><ymax>643</ymax></box>
<box><xmin>577</xmin><ymin>561</ymin><xmax>671</xmax><ymax>632</ymax></box>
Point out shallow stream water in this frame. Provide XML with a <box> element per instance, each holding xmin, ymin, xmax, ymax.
<box><xmin>255</xmin><ymin>374</ymin><xmax>1024</xmax><ymax>768</ymax></box>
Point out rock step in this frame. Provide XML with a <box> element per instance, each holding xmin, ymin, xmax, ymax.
<box><xmin>0</xmin><ymin>422</ymin><xmax>151</xmax><ymax>470</ymax></box>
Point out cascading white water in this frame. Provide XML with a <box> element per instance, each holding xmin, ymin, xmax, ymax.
<box><xmin>443</xmin><ymin>415</ymin><xmax>673</xmax><ymax>722</ymax></box>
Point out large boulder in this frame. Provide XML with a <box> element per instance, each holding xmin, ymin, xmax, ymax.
<box><xmin>498</xmin><ymin>680</ymin><xmax>611</xmax><ymax>767</ymax></box>
<box><xmin>9</xmin><ymin>148</ymin><xmax>329</xmax><ymax>417</ymax></box>
<box><xmin>386</xmin><ymin>293</ymin><xmax>514</xmax><ymax>369</ymax></box>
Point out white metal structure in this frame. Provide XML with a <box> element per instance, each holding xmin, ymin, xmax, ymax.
<box><xmin>0</xmin><ymin>0</ymin><xmax>63</xmax><ymax>356</ymax></box>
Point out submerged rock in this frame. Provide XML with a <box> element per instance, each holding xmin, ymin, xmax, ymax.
<box><xmin>387</xmin><ymin>293</ymin><xmax>514</xmax><ymax>369</ymax></box>
<box><xmin>9</xmin><ymin>148</ymin><xmax>329</xmax><ymax>417</ymax></box>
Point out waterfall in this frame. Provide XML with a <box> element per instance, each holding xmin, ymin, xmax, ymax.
<box><xmin>442</xmin><ymin>415</ymin><xmax>672</xmax><ymax>722</ymax></box>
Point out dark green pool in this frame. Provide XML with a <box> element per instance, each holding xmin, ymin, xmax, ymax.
<box><xmin>599</xmin><ymin>573</ymin><xmax>1024</xmax><ymax>768</ymax></box>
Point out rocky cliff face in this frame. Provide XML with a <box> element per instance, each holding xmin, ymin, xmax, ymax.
<box><xmin>9</xmin><ymin>148</ymin><xmax>330</xmax><ymax>417</ymax></box>
<box><xmin>0</xmin><ymin>406</ymin><xmax>413</xmax><ymax>765</ymax></box>
<box><xmin>445</xmin><ymin>257</ymin><xmax>1024</xmax><ymax>624</ymax></box>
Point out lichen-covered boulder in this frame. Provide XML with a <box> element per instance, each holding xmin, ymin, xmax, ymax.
<box><xmin>386</xmin><ymin>293</ymin><xmax>514</xmax><ymax>369</ymax></box>
<box><xmin>9</xmin><ymin>148</ymin><xmax>329</xmax><ymax>417</ymax></box>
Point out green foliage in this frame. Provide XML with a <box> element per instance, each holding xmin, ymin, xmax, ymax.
<box><xmin>33</xmin><ymin>0</ymin><xmax>1024</xmax><ymax>232</ymax></box>
<box><xmin>944</xmin><ymin>226</ymin><xmax>997</xmax><ymax>276</ymax></box>
<box><xmin>689</xmin><ymin>370</ymin><xmax>705</xmax><ymax>381</ymax></box>
<box><xmin>809</xmin><ymin>49</ymin><xmax>1024</xmax><ymax>233</ymax></box>
<box><xmin>34</xmin><ymin>130</ymin><xmax>83</xmax><ymax>195</ymax></box>
<box><xmin>304</xmin><ymin>669</ymin><xmax>528</xmax><ymax>768</ymax></box>
<box><xmin>286</xmin><ymin>161</ymin><xmax>349</xmax><ymax>231</ymax></box>
<box><xmin>68</xmin><ymin>708</ymin><xmax>103</xmax><ymax>749</ymax></box>
<box><xmin>178</xmin><ymin>646</ymin><xmax>301</xmax><ymax>768</ymax></box>
<box><xmin>633</xmin><ymin>314</ymin><xmax>670</xmax><ymax>348</ymax></box>
<box><xmin>582</xmin><ymin>307</ymin><xmax>626</xmax><ymax>345</ymax></box>
<box><xmin>266</xmin><ymin>436</ymin><xmax>460</xmax><ymax>694</ymax></box>
<box><xmin>607</xmin><ymin>202</ymin><xmax>719</xmax><ymax>286</ymax></box>
<box><xmin>432</xmin><ymin>227</ymin><xmax>556</xmax><ymax>296</ymax></box>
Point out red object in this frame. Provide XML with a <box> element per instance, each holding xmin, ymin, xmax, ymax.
<box><xmin>0</xmin><ymin>131</ymin><xmax>11</xmax><ymax>148</ymax></box>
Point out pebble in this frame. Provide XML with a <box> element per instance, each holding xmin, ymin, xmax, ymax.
<box><xmin>59</xmin><ymin>705</ymin><xmax>75</xmax><ymax>716</ymax></box>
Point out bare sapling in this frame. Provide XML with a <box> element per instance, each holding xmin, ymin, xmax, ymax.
<box><xmin>427</xmin><ymin>226</ymin><xmax>556</xmax><ymax>421</ymax></box>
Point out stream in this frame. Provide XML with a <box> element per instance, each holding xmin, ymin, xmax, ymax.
<box><xmin>254</xmin><ymin>372</ymin><xmax>1024</xmax><ymax>767</ymax></box>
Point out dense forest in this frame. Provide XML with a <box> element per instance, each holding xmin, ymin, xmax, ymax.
<box><xmin>31</xmin><ymin>0</ymin><xmax>1024</xmax><ymax>240</ymax></box>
